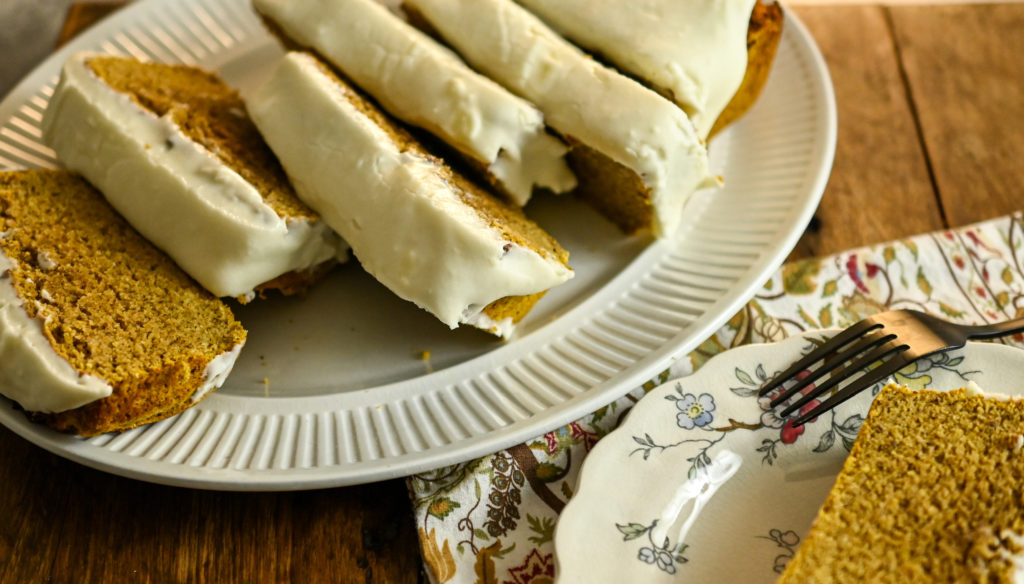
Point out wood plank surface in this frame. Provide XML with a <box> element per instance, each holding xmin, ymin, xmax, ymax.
<box><xmin>0</xmin><ymin>436</ymin><xmax>423</xmax><ymax>583</ymax></box>
<box><xmin>889</xmin><ymin>3</ymin><xmax>1024</xmax><ymax>227</ymax></box>
<box><xmin>3</xmin><ymin>3</ymin><xmax>1023</xmax><ymax>584</ymax></box>
<box><xmin>787</xmin><ymin>5</ymin><xmax>944</xmax><ymax>260</ymax></box>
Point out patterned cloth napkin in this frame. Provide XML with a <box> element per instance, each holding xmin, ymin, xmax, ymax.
<box><xmin>407</xmin><ymin>211</ymin><xmax>1024</xmax><ymax>584</ymax></box>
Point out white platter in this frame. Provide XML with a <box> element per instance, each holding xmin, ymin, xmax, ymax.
<box><xmin>555</xmin><ymin>331</ymin><xmax>1024</xmax><ymax>582</ymax></box>
<box><xmin>0</xmin><ymin>0</ymin><xmax>835</xmax><ymax>490</ymax></box>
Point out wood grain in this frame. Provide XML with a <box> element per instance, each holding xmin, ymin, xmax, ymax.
<box><xmin>0</xmin><ymin>437</ymin><xmax>422</xmax><ymax>583</ymax></box>
<box><xmin>787</xmin><ymin>5</ymin><xmax>943</xmax><ymax>261</ymax></box>
<box><xmin>889</xmin><ymin>4</ymin><xmax>1024</xmax><ymax>227</ymax></box>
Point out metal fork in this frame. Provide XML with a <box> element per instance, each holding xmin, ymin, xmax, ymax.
<box><xmin>757</xmin><ymin>309</ymin><xmax>1024</xmax><ymax>427</ymax></box>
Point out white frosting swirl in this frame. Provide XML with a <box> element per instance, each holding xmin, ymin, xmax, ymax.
<box><xmin>254</xmin><ymin>0</ymin><xmax>576</xmax><ymax>206</ymax></box>
<box><xmin>517</xmin><ymin>0</ymin><xmax>757</xmax><ymax>139</ymax></box>
<box><xmin>41</xmin><ymin>53</ymin><xmax>346</xmax><ymax>298</ymax></box>
<box><xmin>247</xmin><ymin>52</ymin><xmax>573</xmax><ymax>335</ymax></box>
<box><xmin>405</xmin><ymin>0</ymin><xmax>715</xmax><ymax>237</ymax></box>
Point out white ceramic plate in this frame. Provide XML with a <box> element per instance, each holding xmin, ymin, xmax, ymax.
<box><xmin>0</xmin><ymin>0</ymin><xmax>835</xmax><ymax>489</ymax></box>
<box><xmin>555</xmin><ymin>330</ymin><xmax>1024</xmax><ymax>582</ymax></box>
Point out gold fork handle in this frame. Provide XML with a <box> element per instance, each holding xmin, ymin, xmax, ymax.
<box><xmin>962</xmin><ymin>317</ymin><xmax>1024</xmax><ymax>340</ymax></box>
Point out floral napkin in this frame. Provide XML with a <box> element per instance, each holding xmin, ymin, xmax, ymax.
<box><xmin>407</xmin><ymin>211</ymin><xmax>1024</xmax><ymax>584</ymax></box>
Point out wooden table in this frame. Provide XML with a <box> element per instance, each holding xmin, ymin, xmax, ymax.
<box><xmin>1</xmin><ymin>3</ymin><xmax>1021</xmax><ymax>582</ymax></box>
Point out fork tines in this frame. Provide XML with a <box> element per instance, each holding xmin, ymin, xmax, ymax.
<box><xmin>757</xmin><ymin>319</ymin><xmax>911</xmax><ymax>426</ymax></box>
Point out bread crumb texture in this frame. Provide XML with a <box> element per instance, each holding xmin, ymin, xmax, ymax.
<box><xmin>0</xmin><ymin>170</ymin><xmax>246</xmax><ymax>436</ymax></box>
<box><xmin>779</xmin><ymin>384</ymin><xmax>1024</xmax><ymax>583</ymax></box>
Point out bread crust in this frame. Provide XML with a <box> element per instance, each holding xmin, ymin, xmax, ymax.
<box><xmin>708</xmin><ymin>0</ymin><xmax>785</xmax><ymax>139</ymax></box>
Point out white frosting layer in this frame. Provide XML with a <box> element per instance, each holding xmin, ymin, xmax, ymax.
<box><xmin>965</xmin><ymin>380</ymin><xmax>991</xmax><ymax>397</ymax></box>
<box><xmin>191</xmin><ymin>342</ymin><xmax>243</xmax><ymax>403</ymax></box>
<box><xmin>463</xmin><ymin>311</ymin><xmax>516</xmax><ymax>339</ymax></box>
<box><xmin>41</xmin><ymin>53</ymin><xmax>346</xmax><ymax>298</ymax></box>
<box><xmin>254</xmin><ymin>0</ymin><xmax>576</xmax><ymax>206</ymax></box>
<box><xmin>406</xmin><ymin>0</ymin><xmax>715</xmax><ymax>237</ymax></box>
<box><xmin>518</xmin><ymin>0</ymin><xmax>756</xmax><ymax>139</ymax></box>
<box><xmin>0</xmin><ymin>252</ymin><xmax>112</xmax><ymax>413</ymax></box>
<box><xmin>247</xmin><ymin>52</ymin><xmax>573</xmax><ymax>334</ymax></box>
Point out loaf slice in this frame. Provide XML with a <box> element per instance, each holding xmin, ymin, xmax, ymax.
<box><xmin>42</xmin><ymin>53</ymin><xmax>346</xmax><ymax>301</ymax></box>
<box><xmin>247</xmin><ymin>52</ymin><xmax>573</xmax><ymax>338</ymax></box>
<box><xmin>0</xmin><ymin>170</ymin><xmax>246</xmax><ymax>436</ymax></box>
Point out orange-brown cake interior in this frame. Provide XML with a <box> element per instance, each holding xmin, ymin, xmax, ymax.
<box><xmin>779</xmin><ymin>384</ymin><xmax>1024</xmax><ymax>583</ymax></box>
<box><xmin>564</xmin><ymin>137</ymin><xmax>654</xmax><ymax>235</ymax></box>
<box><xmin>0</xmin><ymin>170</ymin><xmax>246</xmax><ymax>436</ymax></box>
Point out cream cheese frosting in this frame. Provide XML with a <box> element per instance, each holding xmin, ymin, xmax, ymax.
<box><xmin>517</xmin><ymin>0</ymin><xmax>757</xmax><ymax>140</ymax></box>
<box><xmin>405</xmin><ymin>0</ymin><xmax>716</xmax><ymax>237</ymax></box>
<box><xmin>191</xmin><ymin>343</ymin><xmax>244</xmax><ymax>404</ymax></box>
<box><xmin>0</xmin><ymin>252</ymin><xmax>112</xmax><ymax>413</ymax></box>
<box><xmin>246</xmin><ymin>52</ymin><xmax>573</xmax><ymax>334</ymax></box>
<box><xmin>253</xmin><ymin>0</ymin><xmax>576</xmax><ymax>206</ymax></box>
<box><xmin>41</xmin><ymin>53</ymin><xmax>346</xmax><ymax>299</ymax></box>
<box><xmin>464</xmin><ymin>311</ymin><xmax>516</xmax><ymax>340</ymax></box>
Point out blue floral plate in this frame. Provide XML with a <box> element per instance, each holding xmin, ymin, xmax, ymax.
<box><xmin>554</xmin><ymin>329</ymin><xmax>1024</xmax><ymax>582</ymax></box>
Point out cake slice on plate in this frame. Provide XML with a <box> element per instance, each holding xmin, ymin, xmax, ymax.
<box><xmin>247</xmin><ymin>52</ymin><xmax>573</xmax><ymax>339</ymax></box>
<box><xmin>403</xmin><ymin>0</ymin><xmax>717</xmax><ymax>237</ymax></box>
<box><xmin>42</xmin><ymin>53</ymin><xmax>346</xmax><ymax>301</ymax></box>
<box><xmin>779</xmin><ymin>383</ymin><xmax>1024</xmax><ymax>582</ymax></box>
<box><xmin>253</xmin><ymin>0</ymin><xmax>576</xmax><ymax>207</ymax></box>
<box><xmin>0</xmin><ymin>170</ymin><xmax>246</xmax><ymax>436</ymax></box>
<box><xmin>515</xmin><ymin>0</ymin><xmax>784</xmax><ymax>140</ymax></box>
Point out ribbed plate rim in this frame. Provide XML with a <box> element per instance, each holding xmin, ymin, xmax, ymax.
<box><xmin>0</xmin><ymin>0</ymin><xmax>836</xmax><ymax>490</ymax></box>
